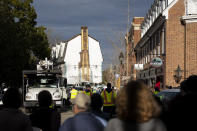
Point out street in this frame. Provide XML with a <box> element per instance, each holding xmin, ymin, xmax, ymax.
<box><xmin>1</xmin><ymin>0</ymin><xmax>197</xmax><ymax>130</ymax></box>
<box><xmin>61</xmin><ymin>110</ymin><xmax>74</xmax><ymax>124</ymax></box>
<box><xmin>19</xmin><ymin>106</ymin><xmax>74</xmax><ymax>125</ymax></box>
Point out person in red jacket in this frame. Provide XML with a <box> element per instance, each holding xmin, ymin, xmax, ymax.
<box><xmin>154</xmin><ymin>77</ymin><xmax>161</xmax><ymax>94</ymax></box>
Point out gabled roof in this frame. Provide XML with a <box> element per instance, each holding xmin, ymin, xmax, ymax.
<box><xmin>66</xmin><ymin>34</ymin><xmax>99</xmax><ymax>43</ymax></box>
<box><xmin>55</xmin><ymin>33</ymin><xmax>101</xmax><ymax>64</ymax></box>
<box><xmin>66</xmin><ymin>34</ymin><xmax>81</xmax><ymax>42</ymax></box>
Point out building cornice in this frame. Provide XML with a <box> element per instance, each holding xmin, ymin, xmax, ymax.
<box><xmin>135</xmin><ymin>15</ymin><xmax>166</xmax><ymax>50</ymax></box>
<box><xmin>141</xmin><ymin>0</ymin><xmax>179</xmax><ymax>37</ymax></box>
<box><xmin>181</xmin><ymin>15</ymin><xmax>197</xmax><ymax>24</ymax></box>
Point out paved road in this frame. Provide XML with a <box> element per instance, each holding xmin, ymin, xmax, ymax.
<box><xmin>19</xmin><ymin>106</ymin><xmax>74</xmax><ymax>125</ymax></box>
<box><xmin>17</xmin><ymin>106</ymin><xmax>74</xmax><ymax>127</ymax></box>
<box><xmin>61</xmin><ymin>110</ymin><xmax>74</xmax><ymax>124</ymax></box>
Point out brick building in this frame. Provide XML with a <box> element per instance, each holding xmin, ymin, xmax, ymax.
<box><xmin>134</xmin><ymin>0</ymin><xmax>197</xmax><ymax>88</ymax></box>
<box><xmin>127</xmin><ymin>17</ymin><xmax>144</xmax><ymax>80</ymax></box>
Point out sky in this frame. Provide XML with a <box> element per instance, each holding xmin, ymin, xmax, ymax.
<box><xmin>33</xmin><ymin>0</ymin><xmax>154</xmax><ymax>69</ymax></box>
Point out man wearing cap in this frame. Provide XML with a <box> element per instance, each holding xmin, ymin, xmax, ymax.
<box><xmin>59</xmin><ymin>93</ymin><xmax>104</xmax><ymax>131</ymax></box>
<box><xmin>84</xmin><ymin>84</ymin><xmax>92</xmax><ymax>96</ymax></box>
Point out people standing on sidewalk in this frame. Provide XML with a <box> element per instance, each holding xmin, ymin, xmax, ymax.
<box><xmin>101</xmin><ymin>83</ymin><xmax>116</xmax><ymax>117</ymax></box>
<box><xmin>105</xmin><ymin>80</ymin><xmax>166</xmax><ymax>131</ymax></box>
<box><xmin>0</xmin><ymin>88</ymin><xmax>33</xmax><ymax>131</ymax></box>
<box><xmin>59</xmin><ymin>93</ymin><xmax>104</xmax><ymax>131</ymax></box>
<box><xmin>30</xmin><ymin>90</ymin><xmax>60</xmax><ymax>131</ymax></box>
<box><xmin>163</xmin><ymin>75</ymin><xmax>197</xmax><ymax>131</ymax></box>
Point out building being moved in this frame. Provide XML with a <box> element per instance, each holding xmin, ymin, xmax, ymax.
<box><xmin>52</xmin><ymin>27</ymin><xmax>103</xmax><ymax>84</ymax></box>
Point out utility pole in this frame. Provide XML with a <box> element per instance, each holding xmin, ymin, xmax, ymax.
<box><xmin>126</xmin><ymin>0</ymin><xmax>130</xmax><ymax>77</ymax></box>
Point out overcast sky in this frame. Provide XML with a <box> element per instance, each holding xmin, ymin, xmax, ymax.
<box><xmin>33</xmin><ymin>0</ymin><xmax>154</xmax><ymax>69</ymax></box>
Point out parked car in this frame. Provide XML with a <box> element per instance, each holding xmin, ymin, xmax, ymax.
<box><xmin>157</xmin><ymin>89</ymin><xmax>180</xmax><ymax>101</ymax></box>
<box><xmin>156</xmin><ymin>88</ymin><xmax>180</xmax><ymax>109</ymax></box>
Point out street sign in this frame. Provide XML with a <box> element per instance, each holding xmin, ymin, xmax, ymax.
<box><xmin>150</xmin><ymin>57</ymin><xmax>163</xmax><ymax>68</ymax></box>
<box><xmin>134</xmin><ymin>64</ymin><xmax>143</xmax><ymax>70</ymax></box>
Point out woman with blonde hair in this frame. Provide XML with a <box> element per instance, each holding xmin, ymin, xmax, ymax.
<box><xmin>105</xmin><ymin>80</ymin><xmax>166</xmax><ymax>131</ymax></box>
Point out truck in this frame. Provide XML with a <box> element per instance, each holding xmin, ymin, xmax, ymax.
<box><xmin>22</xmin><ymin>58</ymin><xmax>67</xmax><ymax>110</ymax></box>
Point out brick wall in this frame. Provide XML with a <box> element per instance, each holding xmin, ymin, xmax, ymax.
<box><xmin>129</xmin><ymin>17</ymin><xmax>144</xmax><ymax>79</ymax></box>
<box><xmin>133</xmin><ymin>17</ymin><xmax>144</xmax><ymax>25</ymax></box>
<box><xmin>165</xmin><ymin>0</ymin><xmax>185</xmax><ymax>87</ymax></box>
<box><xmin>185</xmin><ymin>22</ymin><xmax>197</xmax><ymax>78</ymax></box>
<box><xmin>133</xmin><ymin>17</ymin><xmax>144</xmax><ymax>47</ymax></box>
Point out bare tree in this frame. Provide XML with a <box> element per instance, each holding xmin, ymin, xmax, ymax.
<box><xmin>45</xmin><ymin>28</ymin><xmax>62</xmax><ymax>46</ymax></box>
<box><xmin>105</xmin><ymin>30</ymin><xmax>126</xmax><ymax>66</ymax></box>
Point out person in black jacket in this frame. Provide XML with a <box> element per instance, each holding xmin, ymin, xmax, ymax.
<box><xmin>163</xmin><ymin>75</ymin><xmax>197</xmax><ymax>131</ymax></box>
<box><xmin>90</xmin><ymin>93</ymin><xmax>109</xmax><ymax>121</ymax></box>
<box><xmin>30</xmin><ymin>90</ymin><xmax>60</xmax><ymax>131</ymax></box>
<box><xmin>0</xmin><ymin>88</ymin><xmax>33</xmax><ymax>131</ymax></box>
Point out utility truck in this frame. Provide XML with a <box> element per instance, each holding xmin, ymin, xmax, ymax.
<box><xmin>22</xmin><ymin>58</ymin><xmax>67</xmax><ymax>110</ymax></box>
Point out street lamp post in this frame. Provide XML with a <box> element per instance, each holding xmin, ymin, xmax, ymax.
<box><xmin>119</xmin><ymin>52</ymin><xmax>124</xmax><ymax>65</ymax></box>
<box><xmin>173</xmin><ymin>65</ymin><xmax>183</xmax><ymax>84</ymax></box>
<box><xmin>119</xmin><ymin>52</ymin><xmax>124</xmax><ymax>86</ymax></box>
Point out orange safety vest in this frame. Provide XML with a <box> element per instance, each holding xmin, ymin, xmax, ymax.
<box><xmin>102</xmin><ymin>90</ymin><xmax>115</xmax><ymax>106</ymax></box>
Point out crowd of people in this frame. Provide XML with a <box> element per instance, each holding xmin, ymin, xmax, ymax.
<box><xmin>0</xmin><ymin>75</ymin><xmax>197</xmax><ymax>131</ymax></box>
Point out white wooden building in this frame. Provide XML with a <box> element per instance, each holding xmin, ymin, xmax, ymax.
<box><xmin>52</xmin><ymin>27</ymin><xmax>103</xmax><ymax>84</ymax></box>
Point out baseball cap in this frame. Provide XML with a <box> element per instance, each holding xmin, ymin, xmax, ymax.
<box><xmin>71</xmin><ymin>93</ymin><xmax>91</xmax><ymax>109</ymax></box>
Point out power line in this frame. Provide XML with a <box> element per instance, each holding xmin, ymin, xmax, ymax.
<box><xmin>126</xmin><ymin>0</ymin><xmax>130</xmax><ymax>76</ymax></box>
<box><xmin>131</xmin><ymin>0</ymin><xmax>135</xmax><ymax>19</ymax></box>
<box><xmin>144</xmin><ymin>0</ymin><xmax>149</xmax><ymax>13</ymax></box>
